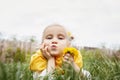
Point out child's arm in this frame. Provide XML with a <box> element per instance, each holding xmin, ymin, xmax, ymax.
<box><xmin>72</xmin><ymin>61</ymin><xmax>80</xmax><ymax>72</ymax></box>
<box><xmin>63</xmin><ymin>53</ymin><xmax>80</xmax><ymax>73</ymax></box>
<box><xmin>47</xmin><ymin>57</ymin><xmax>55</xmax><ymax>73</ymax></box>
<box><xmin>40</xmin><ymin>43</ymin><xmax>55</xmax><ymax>73</ymax></box>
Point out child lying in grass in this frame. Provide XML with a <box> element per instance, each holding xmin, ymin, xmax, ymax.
<box><xmin>29</xmin><ymin>24</ymin><xmax>91</xmax><ymax>80</ymax></box>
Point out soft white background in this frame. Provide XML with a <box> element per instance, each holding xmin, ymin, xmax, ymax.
<box><xmin>0</xmin><ymin>0</ymin><xmax>120</xmax><ymax>49</ymax></box>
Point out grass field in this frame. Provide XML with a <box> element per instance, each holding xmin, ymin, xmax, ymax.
<box><xmin>0</xmin><ymin>48</ymin><xmax>120</xmax><ymax>80</ymax></box>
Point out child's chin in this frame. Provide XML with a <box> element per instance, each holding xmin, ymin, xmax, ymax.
<box><xmin>51</xmin><ymin>52</ymin><xmax>60</xmax><ymax>56</ymax></box>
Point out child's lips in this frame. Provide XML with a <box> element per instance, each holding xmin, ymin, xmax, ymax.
<box><xmin>51</xmin><ymin>45</ymin><xmax>57</xmax><ymax>49</ymax></box>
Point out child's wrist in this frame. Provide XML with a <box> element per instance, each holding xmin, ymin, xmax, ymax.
<box><xmin>47</xmin><ymin>57</ymin><xmax>55</xmax><ymax>73</ymax></box>
<box><xmin>48</xmin><ymin>57</ymin><xmax>55</xmax><ymax>61</ymax></box>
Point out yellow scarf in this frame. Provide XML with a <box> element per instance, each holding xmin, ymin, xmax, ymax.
<box><xmin>30</xmin><ymin>48</ymin><xmax>83</xmax><ymax>72</ymax></box>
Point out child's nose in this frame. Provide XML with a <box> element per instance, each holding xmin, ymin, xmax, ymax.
<box><xmin>51</xmin><ymin>38</ymin><xmax>58</xmax><ymax>44</ymax></box>
<box><xmin>52</xmin><ymin>41</ymin><xmax>57</xmax><ymax>44</ymax></box>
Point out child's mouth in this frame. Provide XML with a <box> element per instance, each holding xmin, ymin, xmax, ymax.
<box><xmin>51</xmin><ymin>45</ymin><xmax>57</xmax><ymax>49</ymax></box>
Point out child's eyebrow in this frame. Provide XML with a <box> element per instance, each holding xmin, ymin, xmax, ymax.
<box><xmin>44</xmin><ymin>33</ymin><xmax>52</xmax><ymax>36</ymax></box>
<box><xmin>58</xmin><ymin>33</ymin><xmax>65</xmax><ymax>35</ymax></box>
<box><xmin>57</xmin><ymin>34</ymin><xmax>66</xmax><ymax>37</ymax></box>
<box><xmin>58</xmin><ymin>32</ymin><xmax>67</xmax><ymax>35</ymax></box>
<box><xmin>45</xmin><ymin>34</ymin><xmax>53</xmax><ymax>38</ymax></box>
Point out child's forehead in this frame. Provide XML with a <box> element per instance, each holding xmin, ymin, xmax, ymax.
<box><xmin>44</xmin><ymin>25</ymin><xmax>67</xmax><ymax>34</ymax></box>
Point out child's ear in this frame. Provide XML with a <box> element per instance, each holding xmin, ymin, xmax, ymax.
<box><xmin>67</xmin><ymin>32</ymin><xmax>74</xmax><ymax>41</ymax></box>
<box><xmin>70</xmin><ymin>36</ymin><xmax>74</xmax><ymax>41</ymax></box>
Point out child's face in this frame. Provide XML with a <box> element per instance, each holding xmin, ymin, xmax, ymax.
<box><xmin>42</xmin><ymin>26</ymin><xmax>70</xmax><ymax>56</ymax></box>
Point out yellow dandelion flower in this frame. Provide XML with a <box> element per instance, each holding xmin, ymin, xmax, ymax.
<box><xmin>63</xmin><ymin>47</ymin><xmax>78</xmax><ymax>57</ymax></box>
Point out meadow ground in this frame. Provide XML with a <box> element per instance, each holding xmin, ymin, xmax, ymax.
<box><xmin>0</xmin><ymin>48</ymin><xmax>120</xmax><ymax>80</ymax></box>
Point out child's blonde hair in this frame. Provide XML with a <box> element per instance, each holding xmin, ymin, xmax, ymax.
<box><xmin>41</xmin><ymin>24</ymin><xmax>74</xmax><ymax>43</ymax></box>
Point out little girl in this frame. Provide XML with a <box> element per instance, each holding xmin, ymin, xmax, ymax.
<box><xmin>29</xmin><ymin>24</ymin><xmax>90</xmax><ymax>79</ymax></box>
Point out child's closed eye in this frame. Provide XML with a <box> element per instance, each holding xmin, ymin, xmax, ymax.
<box><xmin>58</xmin><ymin>35</ymin><xmax>65</xmax><ymax>40</ymax></box>
<box><xmin>46</xmin><ymin>35</ymin><xmax>53</xmax><ymax>39</ymax></box>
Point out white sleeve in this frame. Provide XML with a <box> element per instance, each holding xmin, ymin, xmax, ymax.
<box><xmin>33</xmin><ymin>69</ymin><xmax>47</xmax><ymax>80</ymax></box>
<box><xmin>82</xmin><ymin>69</ymin><xmax>91</xmax><ymax>80</ymax></box>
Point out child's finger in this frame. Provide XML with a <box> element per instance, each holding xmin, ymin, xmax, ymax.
<box><xmin>63</xmin><ymin>56</ymin><xmax>71</xmax><ymax>64</ymax></box>
<box><xmin>64</xmin><ymin>53</ymin><xmax>72</xmax><ymax>59</ymax></box>
<box><xmin>64</xmin><ymin>55</ymin><xmax>69</xmax><ymax>60</ymax></box>
<box><xmin>63</xmin><ymin>55</ymin><xmax>70</xmax><ymax>63</ymax></box>
<box><xmin>40</xmin><ymin>43</ymin><xmax>47</xmax><ymax>52</ymax></box>
<box><xmin>43</xmin><ymin>43</ymin><xmax>46</xmax><ymax>49</ymax></box>
<box><xmin>44</xmin><ymin>46</ymin><xmax>51</xmax><ymax>59</ymax></box>
<box><xmin>63</xmin><ymin>53</ymin><xmax>74</xmax><ymax>62</ymax></box>
<box><xmin>65</xmin><ymin>53</ymin><xmax>71</xmax><ymax>57</ymax></box>
<box><xmin>45</xmin><ymin>46</ymin><xmax>49</xmax><ymax>53</ymax></box>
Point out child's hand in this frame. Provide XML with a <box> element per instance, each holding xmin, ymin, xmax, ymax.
<box><xmin>40</xmin><ymin>43</ymin><xmax>53</xmax><ymax>60</ymax></box>
<box><xmin>63</xmin><ymin>53</ymin><xmax>74</xmax><ymax>64</ymax></box>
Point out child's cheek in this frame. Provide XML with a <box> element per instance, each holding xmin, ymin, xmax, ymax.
<box><xmin>43</xmin><ymin>40</ymin><xmax>50</xmax><ymax>46</ymax></box>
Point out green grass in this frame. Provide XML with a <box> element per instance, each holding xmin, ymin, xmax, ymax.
<box><xmin>81</xmin><ymin>49</ymin><xmax>120</xmax><ymax>80</ymax></box>
<box><xmin>0</xmin><ymin>49</ymin><xmax>120</xmax><ymax>80</ymax></box>
<box><xmin>0</xmin><ymin>62</ymin><xmax>33</xmax><ymax>80</ymax></box>
<box><xmin>42</xmin><ymin>62</ymin><xmax>88</xmax><ymax>80</ymax></box>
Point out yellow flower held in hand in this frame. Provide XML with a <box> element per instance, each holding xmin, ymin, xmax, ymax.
<box><xmin>63</xmin><ymin>47</ymin><xmax>78</xmax><ymax>57</ymax></box>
